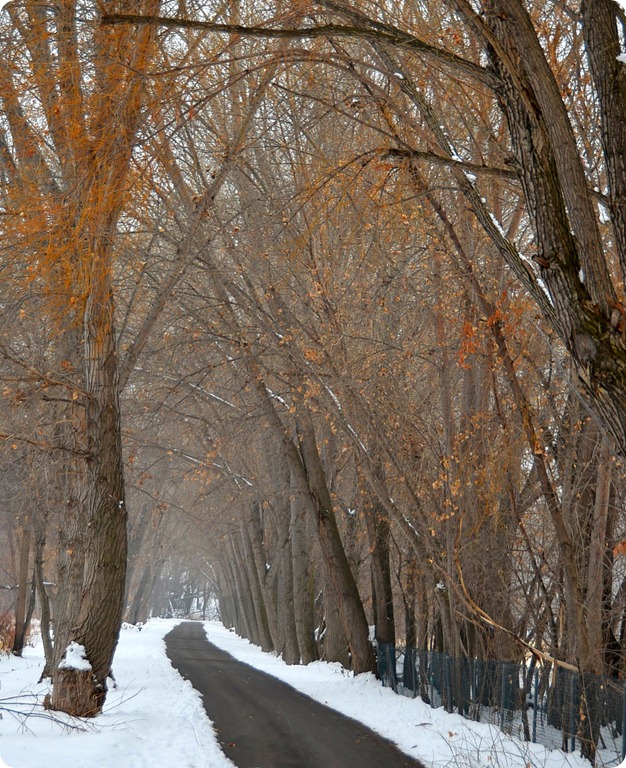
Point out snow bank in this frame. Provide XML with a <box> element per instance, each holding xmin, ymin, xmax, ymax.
<box><xmin>0</xmin><ymin>619</ymin><xmax>234</xmax><ymax>768</ymax></box>
<box><xmin>204</xmin><ymin>621</ymin><xmax>591</xmax><ymax>768</ymax></box>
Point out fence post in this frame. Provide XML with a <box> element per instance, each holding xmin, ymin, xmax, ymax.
<box><xmin>429</xmin><ymin>651</ymin><xmax>434</xmax><ymax>708</ymax></box>
<box><xmin>622</xmin><ymin>680</ymin><xmax>626</xmax><ymax>762</ymax></box>
<box><xmin>403</xmin><ymin>646</ymin><xmax>417</xmax><ymax>698</ymax></box>
<box><xmin>532</xmin><ymin>667</ymin><xmax>539</xmax><ymax>744</ymax></box>
<box><xmin>377</xmin><ymin>643</ymin><xmax>398</xmax><ymax>691</ymax></box>
<box><xmin>500</xmin><ymin>662</ymin><xmax>515</xmax><ymax>733</ymax></box>
<box><xmin>446</xmin><ymin>654</ymin><xmax>453</xmax><ymax>713</ymax></box>
<box><xmin>570</xmin><ymin>673</ymin><xmax>577</xmax><ymax>755</ymax></box>
<box><xmin>500</xmin><ymin>663</ymin><xmax>507</xmax><ymax>732</ymax></box>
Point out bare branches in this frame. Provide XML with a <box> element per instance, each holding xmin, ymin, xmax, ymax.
<box><xmin>0</xmin><ymin>433</ymin><xmax>89</xmax><ymax>457</ymax></box>
<box><xmin>0</xmin><ymin>343</ymin><xmax>84</xmax><ymax>398</ymax></box>
<box><xmin>101</xmin><ymin>13</ymin><xmax>498</xmax><ymax>88</ymax></box>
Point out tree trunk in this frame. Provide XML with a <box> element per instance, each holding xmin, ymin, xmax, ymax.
<box><xmin>127</xmin><ymin>566</ymin><xmax>153</xmax><ymax>625</ymax></box>
<box><xmin>275</xmin><ymin>527</ymin><xmax>300</xmax><ymax>665</ymax></box>
<box><xmin>34</xmin><ymin>527</ymin><xmax>53</xmax><ymax>676</ymax></box>
<box><xmin>240</xmin><ymin>518</ymin><xmax>274</xmax><ymax>651</ymax></box>
<box><xmin>295</xmin><ymin>410</ymin><xmax>375</xmax><ymax>674</ymax></box>
<box><xmin>581</xmin><ymin>0</ymin><xmax>626</xmax><ymax>279</ymax></box>
<box><xmin>12</xmin><ymin>525</ymin><xmax>31</xmax><ymax>656</ymax></box>
<box><xmin>49</xmin><ymin>403</ymin><xmax>87</xmax><ymax>680</ymax></box>
<box><xmin>229</xmin><ymin>538</ymin><xmax>260</xmax><ymax>644</ymax></box>
<box><xmin>14</xmin><ymin>0</ymin><xmax>161</xmax><ymax>717</ymax></box>
<box><xmin>290</xmin><ymin>481</ymin><xmax>317</xmax><ymax>664</ymax></box>
<box><xmin>363</xmin><ymin>489</ymin><xmax>395</xmax><ymax>647</ymax></box>
<box><xmin>48</xmin><ymin>295</ymin><xmax>128</xmax><ymax>717</ymax></box>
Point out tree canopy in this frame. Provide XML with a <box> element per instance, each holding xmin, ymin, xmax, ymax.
<box><xmin>2</xmin><ymin>1</ymin><xmax>626</xmax><ymax>762</ymax></box>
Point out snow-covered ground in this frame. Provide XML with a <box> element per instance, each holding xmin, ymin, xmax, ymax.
<box><xmin>0</xmin><ymin>619</ymin><xmax>597</xmax><ymax>768</ymax></box>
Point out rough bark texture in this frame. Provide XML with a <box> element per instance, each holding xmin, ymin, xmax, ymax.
<box><xmin>42</xmin><ymin>0</ymin><xmax>160</xmax><ymax>716</ymax></box>
<box><xmin>46</xmin><ymin>668</ymin><xmax>103</xmax><ymax>718</ymax></box>
<box><xmin>582</xmin><ymin>0</ymin><xmax>626</xmax><ymax>281</ymax></box>
<box><xmin>477</xmin><ymin>4</ymin><xmax>626</xmax><ymax>758</ymax></box>
<box><xmin>48</xmin><ymin>292</ymin><xmax>128</xmax><ymax>715</ymax></box>
<box><xmin>478</xmin><ymin>0</ymin><xmax>626</xmax><ymax>462</ymax></box>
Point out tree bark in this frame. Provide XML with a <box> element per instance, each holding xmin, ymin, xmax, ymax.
<box><xmin>48</xmin><ymin>292</ymin><xmax>128</xmax><ymax>716</ymax></box>
<box><xmin>290</xmin><ymin>480</ymin><xmax>317</xmax><ymax>664</ymax></box>
<box><xmin>362</xmin><ymin>484</ymin><xmax>395</xmax><ymax>647</ymax></box>
<box><xmin>240</xmin><ymin>512</ymin><xmax>274</xmax><ymax>652</ymax></box>
<box><xmin>581</xmin><ymin>0</ymin><xmax>626</xmax><ymax>281</ymax></box>
<box><xmin>295</xmin><ymin>409</ymin><xmax>375</xmax><ymax>674</ymax></box>
<box><xmin>12</xmin><ymin>525</ymin><xmax>31</xmax><ymax>656</ymax></box>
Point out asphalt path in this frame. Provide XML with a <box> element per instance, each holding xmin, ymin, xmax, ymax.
<box><xmin>165</xmin><ymin>622</ymin><xmax>426</xmax><ymax>768</ymax></box>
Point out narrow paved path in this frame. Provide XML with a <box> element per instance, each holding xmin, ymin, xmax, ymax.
<box><xmin>165</xmin><ymin>622</ymin><xmax>426</xmax><ymax>768</ymax></box>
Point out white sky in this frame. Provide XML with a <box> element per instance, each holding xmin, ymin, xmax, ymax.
<box><xmin>0</xmin><ymin>619</ymin><xmax>598</xmax><ymax>768</ymax></box>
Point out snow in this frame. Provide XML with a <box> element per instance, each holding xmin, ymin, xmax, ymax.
<box><xmin>0</xmin><ymin>620</ymin><xmax>231</xmax><ymax>768</ymax></box>
<box><xmin>58</xmin><ymin>642</ymin><xmax>91</xmax><ymax>672</ymax></box>
<box><xmin>599</xmin><ymin>201</ymin><xmax>612</xmax><ymax>224</ymax></box>
<box><xmin>616</xmin><ymin>1</ymin><xmax>626</xmax><ymax>62</ymax></box>
<box><xmin>0</xmin><ymin>619</ymin><xmax>603</xmax><ymax>768</ymax></box>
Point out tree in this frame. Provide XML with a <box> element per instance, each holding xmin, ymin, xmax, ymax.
<box><xmin>5</xmin><ymin>3</ymin><xmax>626</xmax><ymax>761</ymax></box>
<box><xmin>105</xmin><ymin>0</ymin><xmax>626</xmax><ymax>456</ymax></box>
<box><xmin>1</xmin><ymin>0</ymin><xmax>161</xmax><ymax>715</ymax></box>
<box><xmin>103</xmin><ymin>3</ymin><xmax>626</xmax><ymax>757</ymax></box>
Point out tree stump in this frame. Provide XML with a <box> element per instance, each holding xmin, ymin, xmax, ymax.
<box><xmin>44</xmin><ymin>668</ymin><xmax>105</xmax><ymax>718</ymax></box>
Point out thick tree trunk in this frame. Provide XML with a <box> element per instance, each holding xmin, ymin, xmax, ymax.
<box><xmin>48</xmin><ymin>296</ymin><xmax>128</xmax><ymax>717</ymax></box>
<box><xmin>295</xmin><ymin>411</ymin><xmax>375</xmax><ymax>674</ymax></box>
<box><xmin>479</xmin><ymin>0</ymin><xmax>626</xmax><ymax>465</ymax></box>
<box><xmin>319</xmin><ymin>565</ymin><xmax>351</xmax><ymax>668</ymax></box>
<box><xmin>49</xmin><ymin>405</ymin><xmax>87</xmax><ymax>679</ymax></box>
<box><xmin>581</xmin><ymin>0</ymin><xmax>626</xmax><ymax>280</ymax></box>
<box><xmin>21</xmin><ymin>0</ymin><xmax>160</xmax><ymax>717</ymax></box>
<box><xmin>229</xmin><ymin>538</ymin><xmax>261</xmax><ymax>644</ymax></box>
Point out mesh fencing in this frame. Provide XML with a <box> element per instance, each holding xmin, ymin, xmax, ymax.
<box><xmin>376</xmin><ymin>644</ymin><xmax>626</xmax><ymax>766</ymax></box>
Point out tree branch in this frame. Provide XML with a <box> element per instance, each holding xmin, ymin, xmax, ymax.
<box><xmin>100</xmin><ymin>14</ymin><xmax>498</xmax><ymax>88</ymax></box>
<box><xmin>0</xmin><ymin>433</ymin><xmax>90</xmax><ymax>457</ymax></box>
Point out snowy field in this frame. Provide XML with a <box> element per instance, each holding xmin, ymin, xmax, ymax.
<box><xmin>0</xmin><ymin>618</ymin><xmax>600</xmax><ymax>768</ymax></box>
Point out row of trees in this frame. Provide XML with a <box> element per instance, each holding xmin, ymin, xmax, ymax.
<box><xmin>1</xmin><ymin>0</ymin><xmax>626</xmax><ymax>761</ymax></box>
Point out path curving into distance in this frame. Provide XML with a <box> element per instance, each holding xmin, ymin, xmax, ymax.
<box><xmin>165</xmin><ymin>622</ymin><xmax>426</xmax><ymax>768</ymax></box>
